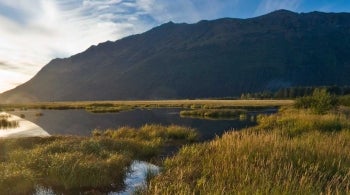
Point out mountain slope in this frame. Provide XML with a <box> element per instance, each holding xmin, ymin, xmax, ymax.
<box><xmin>2</xmin><ymin>10</ymin><xmax>350</xmax><ymax>102</ymax></box>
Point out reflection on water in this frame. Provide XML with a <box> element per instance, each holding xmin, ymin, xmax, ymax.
<box><xmin>10</xmin><ymin>108</ymin><xmax>276</xmax><ymax>140</ymax></box>
<box><xmin>0</xmin><ymin>112</ymin><xmax>49</xmax><ymax>138</ymax></box>
<box><xmin>34</xmin><ymin>161</ymin><xmax>159</xmax><ymax>195</ymax></box>
<box><xmin>113</xmin><ymin>161</ymin><xmax>159</xmax><ymax>195</ymax></box>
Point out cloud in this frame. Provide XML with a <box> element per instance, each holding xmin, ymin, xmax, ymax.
<box><xmin>0</xmin><ymin>0</ymin><xmax>239</xmax><ymax>93</ymax></box>
<box><xmin>134</xmin><ymin>0</ymin><xmax>239</xmax><ymax>23</ymax></box>
<box><xmin>254</xmin><ymin>0</ymin><xmax>302</xmax><ymax>16</ymax></box>
<box><xmin>0</xmin><ymin>0</ymin><xmax>156</xmax><ymax>93</ymax></box>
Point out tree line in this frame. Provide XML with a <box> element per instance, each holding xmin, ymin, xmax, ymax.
<box><xmin>240</xmin><ymin>86</ymin><xmax>350</xmax><ymax>99</ymax></box>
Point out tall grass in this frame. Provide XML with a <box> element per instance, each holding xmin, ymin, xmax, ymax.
<box><xmin>0</xmin><ymin>124</ymin><xmax>198</xmax><ymax>194</ymax></box>
<box><xmin>146</xmin><ymin>108</ymin><xmax>350</xmax><ymax>194</ymax></box>
<box><xmin>95</xmin><ymin>124</ymin><xmax>198</xmax><ymax>143</ymax></box>
<box><xmin>256</xmin><ymin>108</ymin><xmax>350</xmax><ymax>137</ymax></box>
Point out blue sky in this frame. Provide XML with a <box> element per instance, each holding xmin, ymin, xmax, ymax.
<box><xmin>0</xmin><ymin>0</ymin><xmax>350</xmax><ymax>93</ymax></box>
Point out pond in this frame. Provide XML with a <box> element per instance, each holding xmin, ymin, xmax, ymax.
<box><xmin>9</xmin><ymin>108</ymin><xmax>276</xmax><ymax>140</ymax></box>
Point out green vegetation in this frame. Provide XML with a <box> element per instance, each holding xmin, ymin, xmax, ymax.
<box><xmin>145</xmin><ymin>107</ymin><xmax>350</xmax><ymax>194</ymax></box>
<box><xmin>339</xmin><ymin>95</ymin><xmax>350</xmax><ymax>107</ymax></box>
<box><xmin>0</xmin><ymin>114</ymin><xmax>19</xmax><ymax>129</ymax></box>
<box><xmin>0</xmin><ymin>125</ymin><xmax>198</xmax><ymax>194</ymax></box>
<box><xmin>295</xmin><ymin>88</ymin><xmax>338</xmax><ymax>114</ymax></box>
<box><xmin>180</xmin><ymin>109</ymin><xmax>247</xmax><ymax>119</ymax></box>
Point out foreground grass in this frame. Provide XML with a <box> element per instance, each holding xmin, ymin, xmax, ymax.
<box><xmin>0</xmin><ymin>125</ymin><xmax>198</xmax><ymax>194</ymax></box>
<box><xmin>146</xmin><ymin>108</ymin><xmax>350</xmax><ymax>194</ymax></box>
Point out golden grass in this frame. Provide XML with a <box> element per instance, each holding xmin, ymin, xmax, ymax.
<box><xmin>0</xmin><ymin>125</ymin><xmax>198</xmax><ymax>194</ymax></box>
<box><xmin>146</xmin><ymin>108</ymin><xmax>350</xmax><ymax>194</ymax></box>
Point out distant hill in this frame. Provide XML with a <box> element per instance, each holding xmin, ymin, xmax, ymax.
<box><xmin>2</xmin><ymin>10</ymin><xmax>350</xmax><ymax>102</ymax></box>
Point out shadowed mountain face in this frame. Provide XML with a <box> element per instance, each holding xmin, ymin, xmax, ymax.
<box><xmin>2</xmin><ymin>10</ymin><xmax>350</xmax><ymax>102</ymax></box>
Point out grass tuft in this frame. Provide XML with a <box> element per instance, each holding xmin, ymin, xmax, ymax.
<box><xmin>0</xmin><ymin>114</ymin><xmax>19</xmax><ymax>129</ymax></box>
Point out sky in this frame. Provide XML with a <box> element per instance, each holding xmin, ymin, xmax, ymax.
<box><xmin>0</xmin><ymin>0</ymin><xmax>350</xmax><ymax>93</ymax></box>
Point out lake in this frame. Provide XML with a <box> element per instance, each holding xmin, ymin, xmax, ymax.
<box><xmin>9</xmin><ymin>108</ymin><xmax>276</xmax><ymax>140</ymax></box>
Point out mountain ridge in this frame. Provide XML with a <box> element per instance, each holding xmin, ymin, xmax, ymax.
<box><xmin>2</xmin><ymin>10</ymin><xmax>350</xmax><ymax>102</ymax></box>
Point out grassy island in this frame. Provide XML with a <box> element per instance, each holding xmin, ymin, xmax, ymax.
<box><xmin>180</xmin><ymin>109</ymin><xmax>247</xmax><ymax>119</ymax></box>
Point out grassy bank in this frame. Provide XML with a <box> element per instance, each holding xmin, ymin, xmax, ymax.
<box><xmin>0</xmin><ymin>99</ymin><xmax>293</xmax><ymax>112</ymax></box>
<box><xmin>145</xmin><ymin>108</ymin><xmax>350</xmax><ymax>194</ymax></box>
<box><xmin>0</xmin><ymin>125</ymin><xmax>198</xmax><ymax>194</ymax></box>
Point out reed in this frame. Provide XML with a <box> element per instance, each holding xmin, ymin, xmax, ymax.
<box><xmin>0</xmin><ymin>114</ymin><xmax>19</xmax><ymax>129</ymax></box>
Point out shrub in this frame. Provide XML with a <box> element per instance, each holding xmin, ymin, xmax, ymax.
<box><xmin>295</xmin><ymin>88</ymin><xmax>338</xmax><ymax>114</ymax></box>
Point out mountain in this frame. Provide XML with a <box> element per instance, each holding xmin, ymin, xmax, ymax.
<box><xmin>2</xmin><ymin>10</ymin><xmax>350</xmax><ymax>102</ymax></box>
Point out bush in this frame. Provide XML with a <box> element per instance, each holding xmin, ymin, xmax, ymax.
<box><xmin>295</xmin><ymin>89</ymin><xmax>338</xmax><ymax>114</ymax></box>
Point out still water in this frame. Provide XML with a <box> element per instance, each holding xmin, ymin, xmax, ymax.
<box><xmin>6</xmin><ymin>108</ymin><xmax>275</xmax><ymax>194</ymax></box>
<box><xmin>10</xmin><ymin>108</ymin><xmax>276</xmax><ymax>140</ymax></box>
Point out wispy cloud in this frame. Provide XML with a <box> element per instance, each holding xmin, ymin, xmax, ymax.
<box><xmin>0</xmin><ymin>0</ymin><xmax>155</xmax><ymax>92</ymax></box>
<box><xmin>0</xmin><ymin>0</ymin><xmax>243</xmax><ymax>93</ymax></box>
<box><xmin>254</xmin><ymin>0</ymin><xmax>302</xmax><ymax>16</ymax></box>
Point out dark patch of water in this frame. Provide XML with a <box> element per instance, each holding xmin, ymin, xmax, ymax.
<box><xmin>10</xmin><ymin>108</ymin><xmax>276</xmax><ymax>140</ymax></box>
